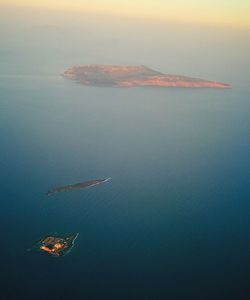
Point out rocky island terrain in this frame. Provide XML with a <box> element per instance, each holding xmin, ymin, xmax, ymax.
<box><xmin>35</xmin><ymin>233</ymin><xmax>79</xmax><ymax>257</ymax></box>
<box><xmin>47</xmin><ymin>178</ymin><xmax>111</xmax><ymax>196</ymax></box>
<box><xmin>63</xmin><ymin>65</ymin><xmax>231</xmax><ymax>88</ymax></box>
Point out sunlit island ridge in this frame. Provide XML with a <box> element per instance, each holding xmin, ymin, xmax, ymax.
<box><xmin>63</xmin><ymin>65</ymin><xmax>231</xmax><ymax>88</ymax></box>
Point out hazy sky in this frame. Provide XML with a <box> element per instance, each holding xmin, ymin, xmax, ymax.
<box><xmin>1</xmin><ymin>0</ymin><xmax>250</xmax><ymax>28</ymax></box>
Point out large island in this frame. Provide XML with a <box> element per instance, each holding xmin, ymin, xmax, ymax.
<box><xmin>63</xmin><ymin>65</ymin><xmax>231</xmax><ymax>88</ymax></box>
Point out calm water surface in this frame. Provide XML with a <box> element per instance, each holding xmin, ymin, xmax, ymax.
<box><xmin>1</xmin><ymin>7</ymin><xmax>250</xmax><ymax>300</ymax></box>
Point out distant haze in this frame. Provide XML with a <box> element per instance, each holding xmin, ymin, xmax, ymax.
<box><xmin>1</xmin><ymin>0</ymin><xmax>250</xmax><ymax>29</ymax></box>
<box><xmin>0</xmin><ymin>5</ymin><xmax>249</xmax><ymax>87</ymax></box>
<box><xmin>1</xmin><ymin>2</ymin><xmax>250</xmax><ymax>300</ymax></box>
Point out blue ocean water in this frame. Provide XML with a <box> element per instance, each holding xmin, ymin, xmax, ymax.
<box><xmin>1</xmin><ymin>7</ymin><xmax>250</xmax><ymax>300</ymax></box>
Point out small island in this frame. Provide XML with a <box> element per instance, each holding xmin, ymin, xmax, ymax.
<box><xmin>47</xmin><ymin>177</ymin><xmax>111</xmax><ymax>196</ymax></box>
<box><xmin>63</xmin><ymin>65</ymin><xmax>231</xmax><ymax>88</ymax></box>
<box><xmin>35</xmin><ymin>233</ymin><xmax>79</xmax><ymax>257</ymax></box>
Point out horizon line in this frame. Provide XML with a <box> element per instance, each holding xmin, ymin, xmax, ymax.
<box><xmin>1</xmin><ymin>2</ymin><xmax>250</xmax><ymax>31</ymax></box>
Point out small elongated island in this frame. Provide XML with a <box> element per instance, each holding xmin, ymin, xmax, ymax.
<box><xmin>63</xmin><ymin>65</ymin><xmax>231</xmax><ymax>88</ymax></box>
<box><xmin>47</xmin><ymin>177</ymin><xmax>111</xmax><ymax>196</ymax></box>
<box><xmin>35</xmin><ymin>233</ymin><xmax>79</xmax><ymax>257</ymax></box>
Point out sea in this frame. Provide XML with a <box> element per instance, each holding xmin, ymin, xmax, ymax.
<box><xmin>1</xmin><ymin>6</ymin><xmax>250</xmax><ymax>300</ymax></box>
